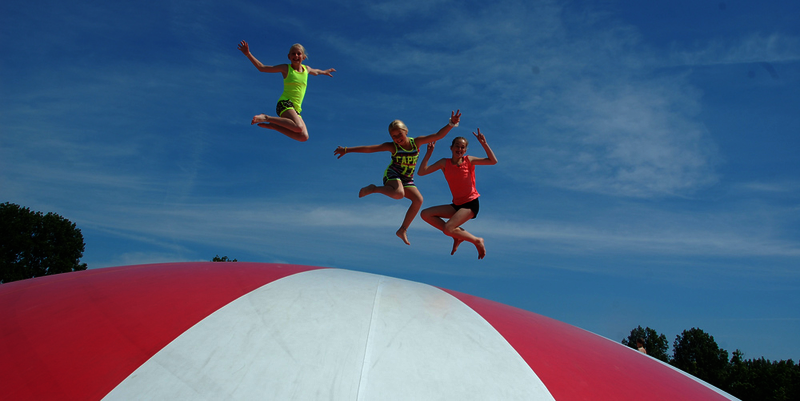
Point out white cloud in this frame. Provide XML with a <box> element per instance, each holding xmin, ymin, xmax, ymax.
<box><xmin>527</xmin><ymin>77</ymin><xmax>720</xmax><ymax>197</ymax></box>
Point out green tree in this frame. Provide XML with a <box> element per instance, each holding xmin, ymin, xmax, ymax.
<box><xmin>671</xmin><ymin>327</ymin><xmax>729</xmax><ymax>387</ymax></box>
<box><xmin>1</xmin><ymin>202</ymin><xmax>88</xmax><ymax>283</ymax></box>
<box><xmin>622</xmin><ymin>325</ymin><xmax>670</xmax><ymax>362</ymax></box>
<box><xmin>725</xmin><ymin>351</ymin><xmax>800</xmax><ymax>401</ymax></box>
<box><xmin>212</xmin><ymin>255</ymin><xmax>237</xmax><ymax>262</ymax></box>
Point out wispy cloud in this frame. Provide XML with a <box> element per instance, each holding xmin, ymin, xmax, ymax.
<box><xmin>60</xmin><ymin>191</ymin><xmax>799</xmax><ymax>269</ymax></box>
<box><xmin>484</xmin><ymin>213</ymin><xmax>800</xmax><ymax>259</ymax></box>
<box><xmin>734</xmin><ymin>180</ymin><xmax>800</xmax><ymax>194</ymax></box>
<box><xmin>527</xmin><ymin>77</ymin><xmax>719</xmax><ymax>197</ymax></box>
<box><xmin>670</xmin><ymin>33</ymin><xmax>800</xmax><ymax>66</ymax></box>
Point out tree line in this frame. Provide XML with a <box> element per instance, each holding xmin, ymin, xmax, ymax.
<box><xmin>1</xmin><ymin>202</ymin><xmax>243</xmax><ymax>283</ymax></box>
<box><xmin>623</xmin><ymin>325</ymin><xmax>799</xmax><ymax>400</ymax></box>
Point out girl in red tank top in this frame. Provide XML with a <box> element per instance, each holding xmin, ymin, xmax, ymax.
<box><xmin>417</xmin><ymin>129</ymin><xmax>498</xmax><ymax>259</ymax></box>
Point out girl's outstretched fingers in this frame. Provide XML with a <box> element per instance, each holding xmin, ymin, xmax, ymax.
<box><xmin>450</xmin><ymin>110</ymin><xmax>461</xmax><ymax>126</ymax></box>
<box><xmin>473</xmin><ymin>128</ymin><xmax>486</xmax><ymax>144</ymax></box>
<box><xmin>238</xmin><ymin>40</ymin><xmax>249</xmax><ymax>54</ymax></box>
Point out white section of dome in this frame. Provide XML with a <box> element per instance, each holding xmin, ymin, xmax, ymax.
<box><xmin>104</xmin><ymin>269</ymin><xmax>553</xmax><ymax>400</ymax></box>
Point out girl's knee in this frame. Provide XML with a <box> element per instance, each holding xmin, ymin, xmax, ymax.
<box><xmin>443</xmin><ymin>221</ymin><xmax>460</xmax><ymax>236</ymax></box>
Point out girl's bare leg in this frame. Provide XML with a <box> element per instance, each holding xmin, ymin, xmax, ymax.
<box><xmin>360</xmin><ymin>180</ymin><xmax>404</xmax><ymax>199</ymax></box>
<box><xmin>422</xmin><ymin>205</ymin><xmax>485</xmax><ymax>259</ymax></box>
<box><xmin>396</xmin><ymin>186</ymin><xmax>423</xmax><ymax>245</ymax></box>
<box><xmin>421</xmin><ymin>204</ymin><xmax>454</xmax><ymax>232</ymax></box>
<box><xmin>253</xmin><ymin>109</ymin><xmax>309</xmax><ymax>142</ymax></box>
<box><xmin>444</xmin><ymin>209</ymin><xmax>485</xmax><ymax>259</ymax></box>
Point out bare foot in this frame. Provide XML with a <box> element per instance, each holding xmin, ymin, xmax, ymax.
<box><xmin>474</xmin><ymin>237</ymin><xmax>486</xmax><ymax>259</ymax></box>
<box><xmin>396</xmin><ymin>227</ymin><xmax>410</xmax><ymax>245</ymax></box>
<box><xmin>251</xmin><ymin>114</ymin><xmax>269</xmax><ymax>125</ymax></box>
<box><xmin>451</xmin><ymin>239</ymin><xmax>463</xmax><ymax>255</ymax></box>
<box><xmin>359</xmin><ymin>184</ymin><xmax>376</xmax><ymax>198</ymax></box>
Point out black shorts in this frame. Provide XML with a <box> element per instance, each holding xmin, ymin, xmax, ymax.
<box><xmin>276</xmin><ymin>100</ymin><xmax>299</xmax><ymax>116</ymax></box>
<box><xmin>452</xmin><ymin>197</ymin><xmax>480</xmax><ymax>219</ymax></box>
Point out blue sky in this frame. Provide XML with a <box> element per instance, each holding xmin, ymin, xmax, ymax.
<box><xmin>2</xmin><ymin>0</ymin><xmax>798</xmax><ymax>361</ymax></box>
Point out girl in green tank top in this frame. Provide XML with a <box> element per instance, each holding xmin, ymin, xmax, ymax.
<box><xmin>238</xmin><ymin>41</ymin><xmax>336</xmax><ymax>142</ymax></box>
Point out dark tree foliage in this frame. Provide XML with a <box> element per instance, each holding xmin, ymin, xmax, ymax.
<box><xmin>212</xmin><ymin>255</ymin><xmax>237</xmax><ymax>262</ymax></box>
<box><xmin>621</xmin><ymin>325</ymin><xmax>670</xmax><ymax>363</ymax></box>
<box><xmin>671</xmin><ymin>327</ymin><xmax>729</xmax><ymax>388</ymax></box>
<box><xmin>1</xmin><ymin>202</ymin><xmax>88</xmax><ymax>283</ymax></box>
<box><xmin>725</xmin><ymin>350</ymin><xmax>800</xmax><ymax>401</ymax></box>
<box><xmin>623</xmin><ymin>325</ymin><xmax>800</xmax><ymax>399</ymax></box>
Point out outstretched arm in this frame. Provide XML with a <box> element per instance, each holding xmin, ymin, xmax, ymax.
<box><xmin>469</xmin><ymin>128</ymin><xmax>498</xmax><ymax>166</ymax></box>
<box><xmin>307</xmin><ymin>66</ymin><xmax>336</xmax><ymax>77</ymax></box>
<box><xmin>334</xmin><ymin>142</ymin><xmax>395</xmax><ymax>159</ymax></box>
<box><xmin>238</xmin><ymin>40</ymin><xmax>287</xmax><ymax>74</ymax></box>
<box><xmin>417</xmin><ymin>142</ymin><xmax>446</xmax><ymax>176</ymax></box>
<box><xmin>415</xmin><ymin>110</ymin><xmax>461</xmax><ymax>146</ymax></box>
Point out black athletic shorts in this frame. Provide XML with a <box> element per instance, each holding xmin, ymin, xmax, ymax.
<box><xmin>276</xmin><ymin>99</ymin><xmax>299</xmax><ymax>116</ymax></box>
<box><xmin>452</xmin><ymin>197</ymin><xmax>480</xmax><ymax>219</ymax></box>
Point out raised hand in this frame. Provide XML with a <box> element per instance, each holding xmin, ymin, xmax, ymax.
<box><xmin>473</xmin><ymin>128</ymin><xmax>487</xmax><ymax>144</ymax></box>
<box><xmin>449</xmin><ymin>110</ymin><xmax>461</xmax><ymax>126</ymax></box>
<box><xmin>237</xmin><ymin>40</ymin><xmax>250</xmax><ymax>55</ymax></box>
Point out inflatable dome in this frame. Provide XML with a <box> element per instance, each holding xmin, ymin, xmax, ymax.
<box><xmin>1</xmin><ymin>262</ymin><xmax>737</xmax><ymax>400</ymax></box>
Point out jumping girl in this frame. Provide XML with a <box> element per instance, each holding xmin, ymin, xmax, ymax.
<box><xmin>417</xmin><ymin>128</ymin><xmax>498</xmax><ymax>259</ymax></box>
<box><xmin>238</xmin><ymin>40</ymin><xmax>335</xmax><ymax>142</ymax></box>
<box><xmin>334</xmin><ymin>110</ymin><xmax>462</xmax><ymax>245</ymax></box>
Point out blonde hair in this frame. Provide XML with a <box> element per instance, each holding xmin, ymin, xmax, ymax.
<box><xmin>289</xmin><ymin>43</ymin><xmax>308</xmax><ymax>60</ymax></box>
<box><xmin>388</xmin><ymin>120</ymin><xmax>408</xmax><ymax>133</ymax></box>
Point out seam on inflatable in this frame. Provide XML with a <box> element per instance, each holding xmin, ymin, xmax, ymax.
<box><xmin>356</xmin><ymin>277</ymin><xmax>384</xmax><ymax>401</ymax></box>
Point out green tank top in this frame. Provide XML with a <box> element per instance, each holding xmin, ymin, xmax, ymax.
<box><xmin>278</xmin><ymin>65</ymin><xmax>309</xmax><ymax>113</ymax></box>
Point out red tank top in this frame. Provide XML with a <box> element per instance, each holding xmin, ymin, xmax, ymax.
<box><xmin>443</xmin><ymin>156</ymin><xmax>479</xmax><ymax>205</ymax></box>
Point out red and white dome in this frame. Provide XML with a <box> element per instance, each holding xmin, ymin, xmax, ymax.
<box><xmin>1</xmin><ymin>262</ymin><xmax>737</xmax><ymax>400</ymax></box>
